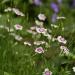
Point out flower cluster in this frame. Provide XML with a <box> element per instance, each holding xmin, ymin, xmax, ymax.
<box><xmin>60</xmin><ymin>46</ymin><xmax>69</xmax><ymax>55</ymax></box>
<box><xmin>0</xmin><ymin>1</ymin><xmax>74</xmax><ymax>75</ymax></box>
<box><xmin>56</xmin><ymin>36</ymin><xmax>69</xmax><ymax>55</ymax></box>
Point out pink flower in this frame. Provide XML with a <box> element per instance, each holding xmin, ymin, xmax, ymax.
<box><xmin>57</xmin><ymin>36</ymin><xmax>67</xmax><ymax>44</ymax></box>
<box><xmin>14</xmin><ymin>24</ymin><xmax>23</xmax><ymax>30</ymax></box>
<box><xmin>36</xmin><ymin>27</ymin><xmax>47</xmax><ymax>34</ymax></box>
<box><xmin>35</xmin><ymin>47</ymin><xmax>44</xmax><ymax>54</ymax></box>
<box><xmin>38</xmin><ymin>13</ymin><xmax>46</xmax><ymax>21</ymax></box>
<box><xmin>43</xmin><ymin>68</ymin><xmax>52</xmax><ymax>75</ymax></box>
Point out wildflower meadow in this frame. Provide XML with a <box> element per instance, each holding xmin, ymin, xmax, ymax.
<box><xmin>0</xmin><ymin>0</ymin><xmax>75</xmax><ymax>75</ymax></box>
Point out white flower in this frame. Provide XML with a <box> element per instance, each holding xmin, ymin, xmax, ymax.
<box><xmin>62</xmin><ymin>27</ymin><xmax>64</xmax><ymax>31</ymax></box>
<box><xmin>30</xmin><ymin>26</ymin><xmax>36</xmax><ymax>30</ymax></box>
<box><xmin>10</xmin><ymin>33</ymin><xmax>23</xmax><ymax>41</ymax></box>
<box><xmin>60</xmin><ymin>46</ymin><xmax>69</xmax><ymax>55</ymax></box>
<box><xmin>14</xmin><ymin>24</ymin><xmax>23</xmax><ymax>30</ymax></box>
<box><xmin>12</xmin><ymin>8</ymin><xmax>25</xmax><ymax>16</ymax></box>
<box><xmin>2</xmin><ymin>0</ymin><xmax>9</xmax><ymax>3</ymax></box>
<box><xmin>57</xmin><ymin>16</ymin><xmax>66</xmax><ymax>20</ymax></box>
<box><xmin>35</xmin><ymin>20</ymin><xmax>43</xmax><ymax>26</ymax></box>
<box><xmin>36</xmin><ymin>27</ymin><xmax>47</xmax><ymax>34</ymax></box>
<box><xmin>4</xmin><ymin>7</ymin><xmax>25</xmax><ymax>16</ymax></box>
<box><xmin>27</xmin><ymin>30</ymin><xmax>37</xmax><ymax>35</ymax></box>
<box><xmin>0</xmin><ymin>25</ymin><xmax>5</xmax><ymax>28</ymax></box>
<box><xmin>38</xmin><ymin>13</ymin><xmax>46</xmax><ymax>21</ymax></box>
<box><xmin>5</xmin><ymin>27</ymin><xmax>14</xmax><ymax>32</ymax></box>
<box><xmin>43</xmin><ymin>68</ymin><xmax>52</xmax><ymax>75</ymax></box>
<box><xmin>72</xmin><ymin>67</ymin><xmax>75</xmax><ymax>72</ymax></box>
<box><xmin>9</xmin><ymin>33</ymin><xmax>16</xmax><ymax>36</ymax></box>
<box><xmin>34</xmin><ymin>41</ymin><xmax>46</xmax><ymax>45</ymax></box>
<box><xmin>15</xmin><ymin>51</ymin><xmax>18</xmax><ymax>54</ymax></box>
<box><xmin>52</xmin><ymin>38</ymin><xmax>57</xmax><ymax>42</ymax></box>
<box><xmin>15</xmin><ymin>35</ymin><xmax>23</xmax><ymax>41</ymax></box>
<box><xmin>57</xmin><ymin>36</ymin><xmax>67</xmax><ymax>44</ymax></box>
<box><xmin>9</xmin><ymin>28</ymin><xmax>14</xmax><ymax>32</ymax></box>
<box><xmin>51</xmin><ymin>24</ymin><xmax>58</xmax><ymax>28</ymax></box>
<box><xmin>0</xmin><ymin>25</ymin><xmax>14</xmax><ymax>32</ymax></box>
<box><xmin>35</xmin><ymin>47</ymin><xmax>44</xmax><ymax>54</ymax></box>
<box><xmin>43</xmin><ymin>33</ymin><xmax>52</xmax><ymax>40</ymax></box>
<box><xmin>24</xmin><ymin>41</ymin><xmax>31</xmax><ymax>46</ymax></box>
<box><xmin>4</xmin><ymin>7</ymin><xmax>12</xmax><ymax>12</ymax></box>
<box><xmin>0</xmin><ymin>34</ymin><xmax>5</xmax><ymax>38</ymax></box>
<box><xmin>0</xmin><ymin>14</ymin><xmax>2</xmax><ymax>18</ymax></box>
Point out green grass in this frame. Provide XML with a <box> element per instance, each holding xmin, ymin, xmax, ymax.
<box><xmin>0</xmin><ymin>0</ymin><xmax>75</xmax><ymax>75</ymax></box>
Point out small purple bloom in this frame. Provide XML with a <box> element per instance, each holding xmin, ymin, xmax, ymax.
<box><xmin>57</xmin><ymin>0</ymin><xmax>62</xmax><ymax>4</ymax></box>
<box><xmin>50</xmin><ymin>2</ymin><xmax>59</xmax><ymax>13</ymax></box>
<box><xmin>51</xmin><ymin>13</ymin><xmax>57</xmax><ymax>23</ymax></box>
<box><xmin>34</xmin><ymin>0</ymin><xmax>42</xmax><ymax>6</ymax></box>
<box><xmin>73</xmin><ymin>0</ymin><xmax>75</xmax><ymax>7</ymax></box>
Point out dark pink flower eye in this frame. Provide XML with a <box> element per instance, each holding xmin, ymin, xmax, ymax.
<box><xmin>16</xmin><ymin>25</ymin><xmax>21</xmax><ymax>28</ymax></box>
<box><xmin>45</xmin><ymin>71</ymin><xmax>51</xmax><ymax>75</ymax></box>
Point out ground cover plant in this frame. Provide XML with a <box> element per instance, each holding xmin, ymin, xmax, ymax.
<box><xmin>0</xmin><ymin>0</ymin><xmax>75</xmax><ymax>75</ymax></box>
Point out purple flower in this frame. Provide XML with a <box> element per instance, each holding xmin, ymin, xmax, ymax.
<box><xmin>51</xmin><ymin>13</ymin><xmax>57</xmax><ymax>23</ymax></box>
<box><xmin>57</xmin><ymin>0</ymin><xmax>62</xmax><ymax>4</ymax></box>
<box><xmin>73</xmin><ymin>0</ymin><xmax>75</xmax><ymax>7</ymax></box>
<box><xmin>34</xmin><ymin>0</ymin><xmax>42</xmax><ymax>6</ymax></box>
<box><xmin>50</xmin><ymin>2</ymin><xmax>59</xmax><ymax>13</ymax></box>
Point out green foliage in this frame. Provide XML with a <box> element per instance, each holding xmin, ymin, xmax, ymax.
<box><xmin>0</xmin><ymin>0</ymin><xmax>75</xmax><ymax>75</ymax></box>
